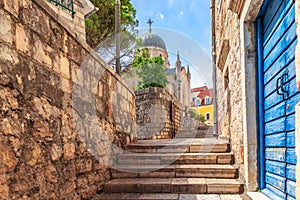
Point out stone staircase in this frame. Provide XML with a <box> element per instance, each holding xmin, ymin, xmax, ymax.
<box><xmin>94</xmin><ymin>131</ymin><xmax>244</xmax><ymax>200</ymax></box>
<box><xmin>175</xmin><ymin>126</ymin><xmax>215</xmax><ymax>139</ymax></box>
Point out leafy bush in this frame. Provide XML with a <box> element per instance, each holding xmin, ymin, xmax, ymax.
<box><xmin>188</xmin><ymin>109</ymin><xmax>205</xmax><ymax>122</ymax></box>
<box><xmin>133</xmin><ymin>48</ymin><xmax>168</xmax><ymax>90</ymax></box>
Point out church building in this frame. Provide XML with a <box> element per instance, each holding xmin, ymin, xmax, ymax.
<box><xmin>124</xmin><ymin>19</ymin><xmax>191</xmax><ymax>109</ymax></box>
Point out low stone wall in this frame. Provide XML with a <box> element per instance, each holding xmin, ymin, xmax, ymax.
<box><xmin>135</xmin><ymin>87</ymin><xmax>182</xmax><ymax>140</ymax></box>
<box><xmin>0</xmin><ymin>0</ymin><xmax>136</xmax><ymax>199</ymax></box>
<box><xmin>182</xmin><ymin>116</ymin><xmax>205</xmax><ymax>130</ymax></box>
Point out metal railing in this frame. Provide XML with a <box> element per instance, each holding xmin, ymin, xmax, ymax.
<box><xmin>48</xmin><ymin>0</ymin><xmax>76</xmax><ymax>18</ymax></box>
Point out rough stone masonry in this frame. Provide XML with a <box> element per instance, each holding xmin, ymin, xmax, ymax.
<box><xmin>0</xmin><ymin>0</ymin><xmax>136</xmax><ymax>199</ymax></box>
<box><xmin>135</xmin><ymin>87</ymin><xmax>182</xmax><ymax>140</ymax></box>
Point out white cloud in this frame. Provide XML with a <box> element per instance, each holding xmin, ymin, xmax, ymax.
<box><xmin>189</xmin><ymin>0</ymin><xmax>197</xmax><ymax>12</ymax></box>
<box><xmin>155</xmin><ymin>12</ymin><xmax>165</xmax><ymax>20</ymax></box>
<box><xmin>169</xmin><ymin>0</ymin><xmax>174</xmax><ymax>3</ymax></box>
<box><xmin>180</xmin><ymin>11</ymin><xmax>184</xmax><ymax>15</ymax></box>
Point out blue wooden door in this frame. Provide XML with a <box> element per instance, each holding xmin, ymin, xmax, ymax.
<box><xmin>256</xmin><ymin>0</ymin><xmax>298</xmax><ymax>199</ymax></box>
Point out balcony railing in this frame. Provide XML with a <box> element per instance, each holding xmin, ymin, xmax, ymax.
<box><xmin>48</xmin><ymin>0</ymin><xmax>76</xmax><ymax>18</ymax></box>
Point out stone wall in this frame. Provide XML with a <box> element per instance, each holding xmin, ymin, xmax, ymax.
<box><xmin>214</xmin><ymin>0</ymin><xmax>246</xmax><ymax>185</ymax></box>
<box><xmin>45</xmin><ymin>0</ymin><xmax>86</xmax><ymax>41</ymax></box>
<box><xmin>0</xmin><ymin>0</ymin><xmax>136</xmax><ymax>199</ymax></box>
<box><xmin>135</xmin><ymin>87</ymin><xmax>182</xmax><ymax>140</ymax></box>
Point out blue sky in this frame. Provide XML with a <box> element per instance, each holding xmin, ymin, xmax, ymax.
<box><xmin>131</xmin><ymin>0</ymin><xmax>212</xmax><ymax>88</ymax></box>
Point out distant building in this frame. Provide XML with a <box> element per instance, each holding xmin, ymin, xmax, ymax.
<box><xmin>190</xmin><ymin>86</ymin><xmax>214</xmax><ymax>125</ymax></box>
<box><xmin>164</xmin><ymin>52</ymin><xmax>191</xmax><ymax>109</ymax></box>
<box><xmin>123</xmin><ymin>21</ymin><xmax>191</xmax><ymax>109</ymax></box>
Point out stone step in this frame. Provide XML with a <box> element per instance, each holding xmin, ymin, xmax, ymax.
<box><xmin>175</xmin><ymin>134</ymin><xmax>215</xmax><ymax>139</ymax></box>
<box><xmin>175</xmin><ymin>130</ymin><xmax>215</xmax><ymax>139</ymax></box>
<box><xmin>126</xmin><ymin>138</ymin><xmax>230</xmax><ymax>153</ymax></box>
<box><xmin>117</xmin><ymin>153</ymin><xmax>234</xmax><ymax>165</ymax></box>
<box><xmin>103</xmin><ymin>178</ymin><xmax>244</xmax><ymax>194</ymax></box>
<box><xmin>111</xmin><ymin>164</ymin><xmax>238</xmax><ymax>179</ymax></box>
<box><xmin>126</xmin><ymin>144</ymin><xmax>229</xmax><ymax>153</ymax></box>
<box><xmin>94</xmin><ymin>193</ymin><xmax>178</xmax><ymax>200</ymax></box>
<box><xmin>94</xmin><ymin>193</ymin><xmax>245</xmax><ymax>200</ymax></box>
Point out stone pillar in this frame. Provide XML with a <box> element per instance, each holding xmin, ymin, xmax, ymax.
<box><xmin>239</xmin><ymin>0</ymin><xmax>264</xmax><ymax>192</ymax></box>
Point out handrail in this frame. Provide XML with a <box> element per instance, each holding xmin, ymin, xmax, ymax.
<box><xmin>48</xmin><ymin>0</ymin><xmax>76</xmax><ymax>18</ymax></box>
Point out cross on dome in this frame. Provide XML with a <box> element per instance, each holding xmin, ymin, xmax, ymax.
<box><xmin>147</xmin><ymin>18</ymin><xmax>154</xmax><ymax>33</ymax></box>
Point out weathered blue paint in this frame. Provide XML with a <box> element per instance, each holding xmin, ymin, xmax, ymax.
<box><xmin>264</xmin><ymin>90</ymin><xmax>284</xmax><ymax>110</ymax></box>
<box><xmin>264</xmin><ymin>40</ymin><xmax>296</xmax><ymax>84</ymax></box>
<box><xmin>286</xmin><ymin>132</ymin><xmax>295</xmax><ymax>147</ymax></box>
<box><xmin>286</xmin><ymin>164</ymin><xmax>296</xmax><ymax>181</ymax></box>
<box><xmin>286</xmin><ymin>93</ymin><xmax>300</xmax><ymax>114</ymax></box>
<box><xmin>265</xmin><ymin>185</ymin><xmax>286</xmax><ymax>200</ymax></box>
<box><xmin>264</xmin><ymin>23</ymin><xmax>297</xmax><ymax>71</ymax></box>
<box><xmin>264</xmin><ymin>102</ymin><xmax>285</xmax><ymax>122</ymax></box>
<box><xmin>286</xmin><ymin>180</ymin><xmax>296</xmax><ymax>197</ymax></box>
<box><xmin>264</xmin><ymin>62</ymin><xmax>295</xmax><ymax>98</ymax></box>
<box><xmin>287</xmin><ymin>196</ymin><xmax>296</xmax><ymax>200</ymax></box>
<box><xmin>265</xmin><ymin>148</ymin><xmax>286</xmax><ymax>161</ymax></box>
<box><xmin>286</xmin><ymin>78</ymin><xmax>299</xmax><ymax>97</ymax></box>
<box><xmin>286</xmin><ymin>115</ymin><xmax>295</xmax><ymax>131</ymax></box>
<box><xmin>266</xmin><ymin>172</ymin><xmax>286</xmax><ymax>191</ymax></box>
<box><xmin>262</xmin><ymin>0</ymin><xmax>283</xmax><ymax>34</ymax></box>
<box><xmin>286</xmin><ymin>148</ymin><xmax>297</xmax><ymax>164</ymax></box>
<box><xmin>265</xmin><ymin>132</ymin><xmax>285</xmax><ymax>147</ymax></box>
<box><xmin>266</xmin><ymin>160</ymin><xmax>286</xmax><ymax>176</ymax></box>
<box><xmin>256</xmin><ymin>0</ymin><xmax>297</xmax><ymax>198</ymax></box>
<box><xmin>264</xmin><ymin>117</ymin><xmax>285</xmax><ymax>134</ymax></box>
<box><xmin>264</xmin><ymin>3</ymin><xmax>294</xmax><ymax>54</ymax></box>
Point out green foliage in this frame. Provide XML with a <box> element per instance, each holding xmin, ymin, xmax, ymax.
<box><xmin>85</xmin><ymin>0</ymin><xmax>138</xmax><ymax>48</ymax></box>
<box><xmin>132</xmin><ymin>48</ymin><xmax>169</xmax><ymax>90</ymax></box>
<box><xmin>188</xmin><ymin>109</ymin><xmax>205</xmax><ymax>122</ymax></box>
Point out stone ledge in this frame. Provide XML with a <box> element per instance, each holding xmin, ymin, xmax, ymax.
<box><xmin>247</xmin><ymin>192</ymin><xmax>271</xmax><ymax>200</ymax></box>
<box><xmin>228</xmin><ymin>0</ymin><xmax>245</xmax><ymax>16</ymax></box>
<box><xmin>217</xmin><ymin>39</ymin><xmax>230</xmax><ymax>71</ymax></box>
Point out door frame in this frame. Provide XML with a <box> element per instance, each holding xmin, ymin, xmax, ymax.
<box><xmin>256</xmin><ymin>0</ymin><xmax>271</xmax><ymax>191</ymax></box>
<box><xmin>256</xmin><ymin>17</ymin><xmax>265</xmax><ymax>191</ymax></box>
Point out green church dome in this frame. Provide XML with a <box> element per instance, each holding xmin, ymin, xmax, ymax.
<box><xmin>142</xmin><ymin>32</ymin><xmax>167</xmax><ymax>50</ymax></box>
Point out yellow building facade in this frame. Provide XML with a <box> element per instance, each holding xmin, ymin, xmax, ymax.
<box><xmin>191</xmin><ymin>105</ymin><xmax>214</xmax><ymax>126</ymax></box>
<box><xmin>190</xmin><ymin>87</ymin><xmax>214</xmax><ymax>126</ymax></box>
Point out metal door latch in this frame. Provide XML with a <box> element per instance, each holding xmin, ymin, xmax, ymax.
<box><xmin>276</xmin><ymin>70</ymin><xmax>289</xmax><ymax>98</ymax></box>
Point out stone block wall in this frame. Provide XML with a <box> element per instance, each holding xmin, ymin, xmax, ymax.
<box><xmin>135</xmin><ymin>87</ymin><xmax>182</xmax><ymax>140</ymax></box>
<box><xmin>45</xmin><ymin>0</ymin><xmax>87</xmax><ymax>40</ymax></box>
<box><xmin>214</xmin><ymin>0</ymin><xmax>246</xmax><ymax>183</ymax></box>
<box><xmin>0</xmin><ymin>0</ymin><xmax>136</xmax><ymax>199</ymax></box>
